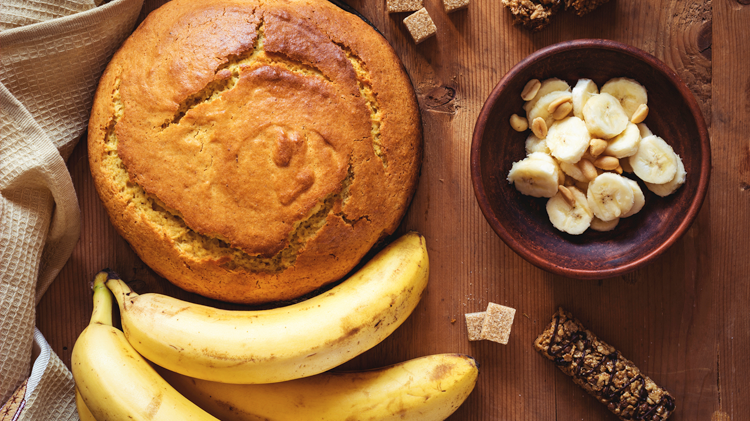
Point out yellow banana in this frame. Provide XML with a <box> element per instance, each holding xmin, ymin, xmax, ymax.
<box><xmin>158</xmin><ymin>353</ymin><xmax>479</xmax><ymax>421</ymax></box>
<box><xmin>106</xmin><ymin>231</ymin><xmax>429</xmax><ymax>384</ymax></box>
<box><xmin>75</xmin><ymin>388</ymin><xmax>96</xmax><ymax>421</ymax></box>
<box><xmin>71</xmin><ymin>272</ymin><xmax>218</xmax><ymax>421</ymax></box>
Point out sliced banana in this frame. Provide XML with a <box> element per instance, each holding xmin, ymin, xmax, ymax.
<box><xmin>546</xmin><ymin>187</ymin><xmax>593</xmax><ymax>235</ymax></box>
<box><xmin>560</xmin><ymin>161</ymin><xmax>588</xmax><ymax>183</ymax></box>
<box><xmin>528</xmin><ymin>91</ymin><xmax>572</xmax><ymax>130</ymax></box>
<box><xmin>545</xmin><ymin>117</ymin><xmax>591</xmax><ymax>164</ymax></box>
<box><xmin>590</xmin><ymin>216</ymin><xmax>619</xmax><ymax>232</ymax></box>
<box><xmin>620</xmin><ymin>178</ymin><xmax>645</xmax><ymax>218</ymax></box>
<box><xmin>572</xmin><ymin>78</ymin><xmax>599</xmax><ymax>119</ymax></box>
<box><xmin>586</xmin><ymin>173</ymin><xmax>635</xmax><ymax>221</ymax></box>
<box><xmin>628</xmin><ymin>135</ymin><xmax>678</xmax><ymax>184</ymax></box>
<box><xmin>605</xmin><ymin>122</ymin><xmax>641</xmax><ymax>158</ymax></box>
<box><xmin>507</xmin><ymin>152</ymin><xmax>560</xmax><ymax>198</ymax></box>
<box><xmin>637</xmin><ymin>122</ymin><xmax>652</xmax><ymax>138</ymax></box>
<box><xmin>601</xmin><ymin>77</ymin><xmax>648</xmax><ymax>119</ymax></box>
<box><xmin>525</xmin><ymin>133</ymin><xmax>550</xmax><ymax>155</ymax></box>
<box><xmin>524</xmin><ymin>78</ymin><xmax>571</xmax><ymax>115</ymax></box>
<box><xmin>645</xmin><ymin>153</ymin><xmax>686</xmax><ymax>197</ymax></box>
<box><xmin>582</xmin><ymin>93</ymin><xmax>630</xmax><ymax>139</ymax></box>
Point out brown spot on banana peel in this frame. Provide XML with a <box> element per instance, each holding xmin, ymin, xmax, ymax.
<box><xmin>429</xmin><ymin>362</ymin><xmax>456</xmax><ymax>382</ymax></box>
<box><xmin>145</xmin><ymin>391</ymin><xmax>163</xmax><ymax>418</ymax></box>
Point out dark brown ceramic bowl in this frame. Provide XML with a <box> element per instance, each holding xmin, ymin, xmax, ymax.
<box><xmin>471</xmin><ymin>39</ymin><xmax>710</xmax><ymax>279</ymax></box>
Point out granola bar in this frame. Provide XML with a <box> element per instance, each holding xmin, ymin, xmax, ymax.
<box><xmin>565</xmin><ymin>0</ymin><xmax>610</xmax><ymax>16</ymax></box>
<box><xmin>501</xmin><ymin>0</ymin><xmax>562</xmax><ymax>32</ymax></box>
<box><xmin>534</xmin><ymin>309</ymin><xmax>676</xmax><ymax>421</ymax></box>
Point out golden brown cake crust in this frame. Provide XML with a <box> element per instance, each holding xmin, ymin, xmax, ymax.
<box><xmin>88</xmin><ymin>0</ymin><xmax>423</xmax><ymax>304</ymax></box>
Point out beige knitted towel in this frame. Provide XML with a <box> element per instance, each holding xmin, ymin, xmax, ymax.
<box><xmin>0</xmin><ymin>0</ymin><xmax>143</xmax><ymax>418</ymax></box>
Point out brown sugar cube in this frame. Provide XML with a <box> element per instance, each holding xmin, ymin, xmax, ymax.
<box><xmin>479</xmin><ymin>302</ymin><xmax>516</xmax><ymax>344</ymax></box>
<box><xmin>464</xmin><ymin>312</ymin><xmax>486</xmax><ymax>341</ymax></box>
<box><xmin>403</xmin><ymin>8</ymin><xmax>437</xmax><ymax>44</ymax></box>
<box><xmin>443</xmin><ymin>0</ymin><xmax>469</xmax><ymax>13</ymax></box>
<box><xmin>387</xmin><ymin>0</ymin><xmax>423</xmax><ymax>13</ymax></box>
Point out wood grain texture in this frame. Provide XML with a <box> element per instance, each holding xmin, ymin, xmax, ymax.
<box><xmin>34</xmin><ymin>0</ymin><xmax>750</xmax><ymax>419</ymax></box>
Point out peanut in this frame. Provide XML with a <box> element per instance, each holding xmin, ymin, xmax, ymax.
<box><xmin>547</xmin><ymin>94</ymin><xmax>573</xmax><ymax>113</ymax></box>
<box><xmin>615</xmin><ymin>165</ymin><xmax>623</xmax><ymax>174</ymax></box>
<box><xmin>521</xmin><ymin>79</ymin><xmax>541</xmax><ymax>101</ymax></box>
<box><xmin>531</xmin><ymin>117</ymin><xmax>548</xmax><ymax>139</ymax></box>
<box><xmin>630</xmin><ymin>104</ymin><xmax>649</xmax><ymax>124</ymax></box>
<box><xmin>552</xmin><ymin>101</ymin><xmax>573</xmax><ymax>120</ymax></box>
<box><xmin>589</xmin><ymin>138</ymin><xmax>608</xmax><ymax>157</ymax></box>
<box><xmin>594</xmin><ymin>156</ymin><xmax>620</xmax><ymax>171</ymax></box>
<box><xmin>558</xmin><ymin>185</ymin><xmax>575</xmax><ymax>207</ymax></box>
<box><xmin>510</xmin><ymin>114</ymin><xmax>528</xmax><ymax>132</ymax></box>
<box><xmin>578</xmin><ymin>159</ymin><xmax>598</xmax><ymax>181</ymax></box>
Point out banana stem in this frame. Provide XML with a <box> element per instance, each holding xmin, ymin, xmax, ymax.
<box><xmin>105</xmin><ymin>275</ymin><xmax>136</xmax><ymax>310</ymax></box>
<box><xmin>90</xmin><ymin>272</ymin><xmax>113</xmax><ymax>327</ymax></box>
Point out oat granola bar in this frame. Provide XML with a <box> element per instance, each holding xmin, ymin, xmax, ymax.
<box><xmin>501</xmin><ymin>0</ymin><xmax>562</xmax><ymax>31</ymax></box>
<box><xmin>534</xmin><ymin>309</ymin><xmax>676</xmax><ymax>421</ymax></box>
<box><xmin>565</xmin><ymin>0</ymin><xmax>610</xmax><ymax>16</ymax></box>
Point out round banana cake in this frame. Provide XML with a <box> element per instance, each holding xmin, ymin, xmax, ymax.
<box><xmin>88</xmin><ymin>0</ymin><xmax>422</xmax><ymax>303</ymax></box>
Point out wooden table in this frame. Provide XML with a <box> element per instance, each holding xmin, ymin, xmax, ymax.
<box><xmin>38</xmin><ymin>0</ymin><xmax>749</xmax><ymax>419</ymax></box>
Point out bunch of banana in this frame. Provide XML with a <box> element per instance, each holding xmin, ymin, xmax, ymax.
<box><xmin>156</xmin><ymin>353</ymin><xmax>479</xmax><ymax>421</ymax></box>
<box><xmin>507</xmin><ymin>76</ymin><xmax>686</xmax><ymax>235</ymax></box>
<box><xmin>74</xmin><ymin>389</ymin><xmax>96</xmax><ymax>421</ymax></box>
<box><xmin>72</xmin><ymin>273</ymin><xmax>219</xmax><ymax>420</ymax></box>
<box><xmin>105</xmin><ymin>231</ymin><xmax>430</xmax><ymax>384</ymax></box>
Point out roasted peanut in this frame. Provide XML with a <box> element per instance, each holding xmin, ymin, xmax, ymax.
<box><xmin>578</xmin><ymin>158</ymin><xmax>598</xmax><ymax>181</ymax></box>
<box><xmin>510</xmin><ymin>114</ymin><xmax>528</xmax><ymax>132</ymax></box>
<box><xmin>531</xmin><ymin>117</ymin><xmax>548</xmax><ymax>139</ymax></box>
<box><xmin>521</xmin><ymin>79</ymin><xmax>541</xmax><ymax>101</ymax></box>
<box><xmin>547</xmin><ymin>94</ymin><xmax>573</xmax><ymax>113</ymax></box>
<box><xmin>558</xmin><ymin>185</ymin><xmax>575</xmax><ymax>207</ymax></box>
<box><xmin>552</xmin><ymin>102</ymin><xmax>573</xmax><ymax>120</ymax></box>
<box><xmin>594</xmin><ymin>156</ymin><xmax>620</xmax><ymax>171</ymax></box>
<box><xmin>630</xmin><ymin>104</ymin><xmax>649</xmax><ymax>124</ymax></box>
<box><xmin>589</xmin><ymin>138</ymin><xmax>608</xmax><ymax>157</ymax></box>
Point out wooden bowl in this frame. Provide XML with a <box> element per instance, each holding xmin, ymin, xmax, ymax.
<box><xmin>470</xmin><ymin>39</ymin><xmax>710</xmax><ymax>279</ymax></box>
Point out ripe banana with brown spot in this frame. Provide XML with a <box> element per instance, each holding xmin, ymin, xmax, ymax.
<box><xmin>157</xmin><ymin>353</ymin><xmax>479</xmax><ymax>421</ymax></box>
<box><xmin>72</xmin><ymin>272</ymin><xmax>218</xmax><ymax>421</ymax></box>
<box><xmin>106</xmin><ymin>232</ymin><xmax>429</xmax><ymax>384</ymax></box>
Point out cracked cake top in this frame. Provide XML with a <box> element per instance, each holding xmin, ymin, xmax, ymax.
<box><xmin>88</xmin><ymin>0</ymin><xmax>422</xmax><ymax>304</ymax></box>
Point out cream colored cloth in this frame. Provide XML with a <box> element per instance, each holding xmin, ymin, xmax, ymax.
<box><xmin>0</xmin><ymin>0</ymin><xmax>143</xmax><ymax>418</ymax></box>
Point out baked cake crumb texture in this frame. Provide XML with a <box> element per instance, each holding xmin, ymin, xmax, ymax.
<box><xmin>403</xmin><ymin>8</ymin><xmax>437</xmax><ymax>44</ymax></box>
<box><xmin>387</xmin><ymin>0</ymin><xmax>423</xmax><ymax>13</ymax></box>
<box><xmin>480</xmin><ymin>302</ymin><xmax>516</xmax><ymax>344</ymax></box>
<box><xmin>464</xmin><ymin>312</ymin><xmax>486</xmax><ymax>341</ymax></box>
<box><xmin>443</xmin><ymin>0</ymin><xmax>469</xmax><ymax>13</ymax></box>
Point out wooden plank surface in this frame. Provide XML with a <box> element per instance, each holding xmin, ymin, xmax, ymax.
<box><xmin>35</xmin><ymin>0</ymin><xmax>750</xmax><ymax>419</ymax></box>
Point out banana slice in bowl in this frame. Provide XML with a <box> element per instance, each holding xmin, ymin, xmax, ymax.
<box><xmin>582</xmin><ymin>93</ymin><xmax>630</xmax><ymax>139</ymax></box>
<box><xmin>572</xmin><ymin>78</ymin><xmax>598</xmax><ymax>119</ymax></box>
<box><xmin>586</xmin><ymin>173</ymin><xmax>635</xmax><ymax>222</ymax></box>
<box><xmin>629</xmin><ymin>135</ymin><xmax>678</xmax><ymax>184</ymax></box>
<box><xmin>546</xmin><ymin>186</ymin><xmax>593</xmax><ymax>235</ymax></box>
<box><xmin>507</xmin><ymin>152</ymin><xmax>560</xmax><ymax>198</ymax></box>
<box><xmin>546</xmin><ymin>117</ymin><xmax>591</xmax><ymax>164</ymax></box>
<box><xmin>601</xmin><ymin>77</ymin><xmax>648</xmax><ymax>119</ymax></box>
